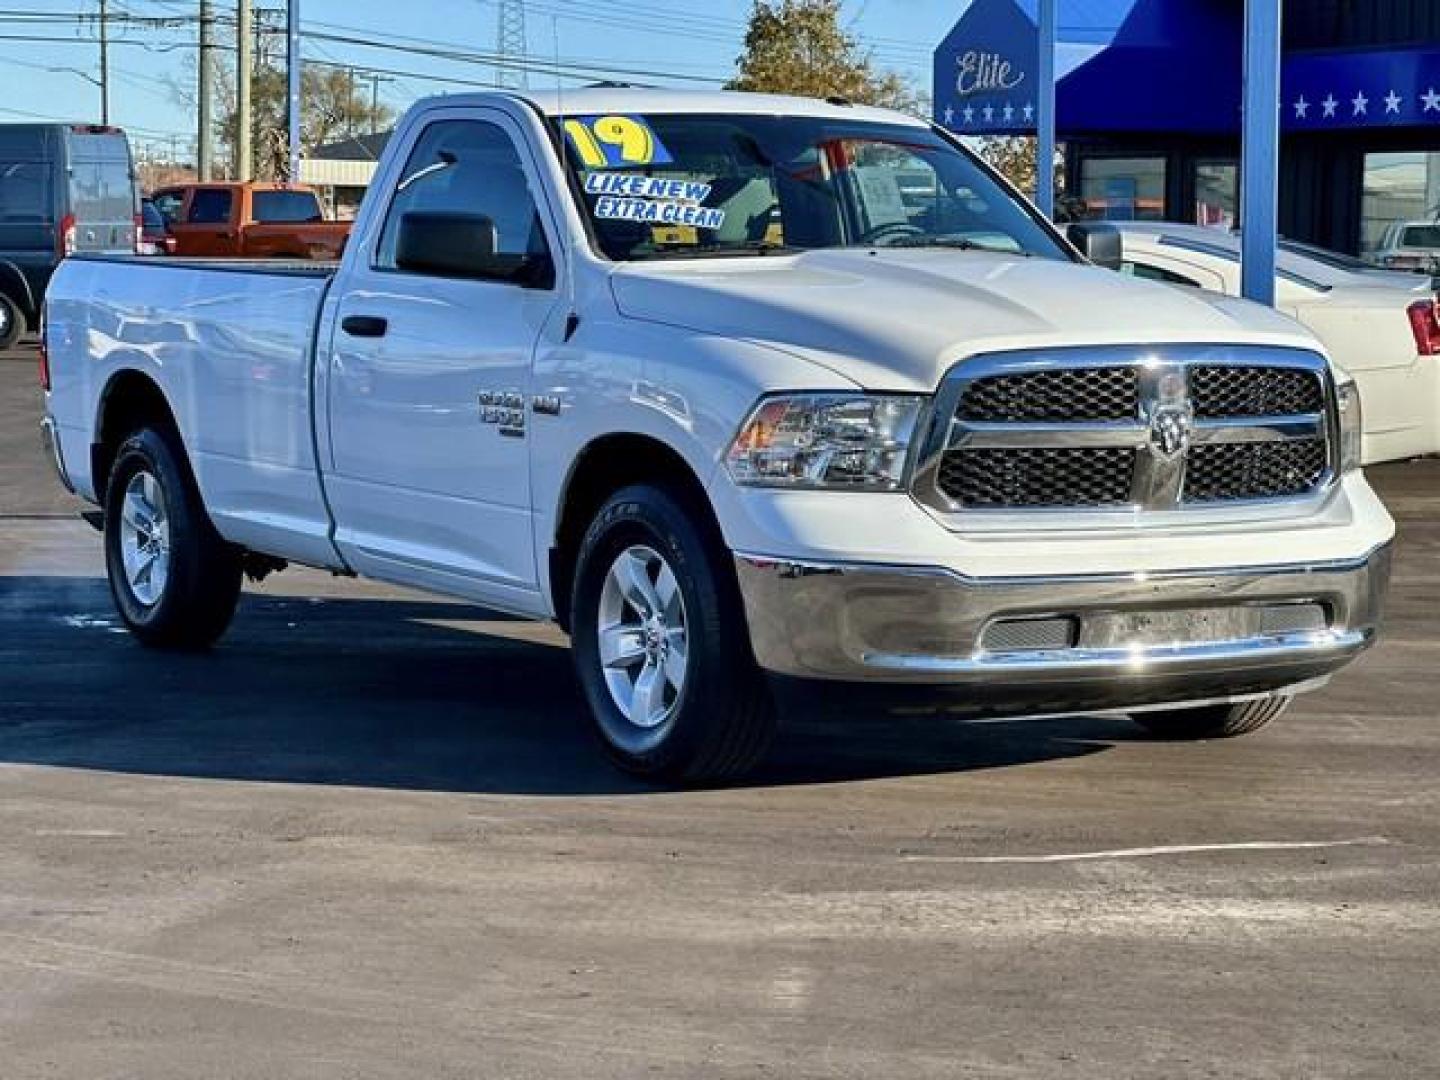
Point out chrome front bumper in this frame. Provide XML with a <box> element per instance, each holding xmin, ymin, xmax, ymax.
<box><xmin>734</xmin><ymin>544</ymin><xmax>1391</xmax><ymax>711</ymax></box>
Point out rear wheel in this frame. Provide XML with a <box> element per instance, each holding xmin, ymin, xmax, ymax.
<box><xmin>571</xmin><ymin>484</ymin><xmax>776</xmax><ymax>783</ymax></box>
<box><xmin>0</xmin><ymin>293</ymin><xmax>22</xmax><ymax>349</ymax></box>
<box><xmin>1130</xmin><ymin>695</ymin><xmax>1291</xmax><ymax>740</ymax></box>
<box><xmin>104</xmin><ymin>426</ymin><xmax>243</xmax><ymax>649</ymax></box>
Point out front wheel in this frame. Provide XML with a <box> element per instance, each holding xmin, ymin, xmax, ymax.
<box><xmin>570</xmin><ymin>484</ymin><xmax>776</xmax><ymax>783</ymax></box>
<box><xmin>104</xmin><ymin>426</ymin><xmax>243</xmax><ymax>649</ymax></box>
<box><xmin>1130</xmin><ymin>695</ymin><xmax>1291</xmax><ymax>740</ymax></box>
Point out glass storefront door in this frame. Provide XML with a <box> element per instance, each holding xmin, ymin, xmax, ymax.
<box><xmin>1360</xmin><ymin>151</ymin><xmax>1440</xmax><ymax>270</ymax></box>
<box><xmin>1194</xmin><ymin>161</ymin><xmax>1238</xmax><ymax>229</ymax></box>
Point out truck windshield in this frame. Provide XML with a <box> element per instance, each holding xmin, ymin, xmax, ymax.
<box><xmin>556</xmin><ymin>113</ymin><xmax>1070</xmax><ymax>262</ymax></box>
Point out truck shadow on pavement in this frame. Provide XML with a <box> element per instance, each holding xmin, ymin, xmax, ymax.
<box><xmin>0</xmin><ymin>575</ymin><xmax>1126</xmax><ymax>795</ymax></box>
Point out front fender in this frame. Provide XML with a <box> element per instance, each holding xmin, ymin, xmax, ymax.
<box><xmin>528</xmin><ymin>313</ymin><xmax>861</xmax><ymax>612</ymax></box>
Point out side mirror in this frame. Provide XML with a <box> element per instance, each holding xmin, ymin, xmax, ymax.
<box><xmin>1067</xmin><ymin>221</ymin><xmax>1124</xmax><ymax>270</ymax></box>
<box><xmin>395</xmin><ymin>211</ymin><xmax>498</xmax><ymax>278</ymax></box>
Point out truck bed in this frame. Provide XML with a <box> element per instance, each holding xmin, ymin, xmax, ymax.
<box><xmin>75</xmin><ymin>254</ymin><xmax>338</xmax><ymax>277</ymax></box>
<box><xmin>44</xmin><ymin>253</ymin><xmax>342</xmax><ymax>568</ymax></box>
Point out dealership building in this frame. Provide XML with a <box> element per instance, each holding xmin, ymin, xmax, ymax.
<box><xmin>934</xmin><ymin>0</ymin><xmax>1440</xmax><ymax>258</ymax></box>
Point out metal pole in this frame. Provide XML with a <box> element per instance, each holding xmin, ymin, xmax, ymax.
<box><xmin>236</xmin><ymin>0</ymin><xmax>252</xmax><ymax>181</ymax></box>
<box><xmin>370</xmin><ymin>74</ymin><xmax>380</xmax><ymax>134</ymax></box>
<box><xmin>346</xmin><ymin>67</ymin><xmax>356</xmax><ymax>137</ymax></box>
<box><xmin>287</xmin><ymin>0</ymin><xmax>301</xmax><ymax>183</ymax></box>
<box><xmin>1240</xmin><ymin>0</ymin><xmax>1282</xmax><ymax>306</ymax></box>
<box><xmin>1034</xmin><ymin>0</ymin><xmax>1056</xmax><ymax>219</ymax></box>
<box><xmin>197</xmin><ymin>0</ymin><xmax>213</xmax><ymax>180</ymax></box>
<box><xmin>98</xmin><ymin>0</ymin><xmax>109</xmax><ymax>125</ymax></box>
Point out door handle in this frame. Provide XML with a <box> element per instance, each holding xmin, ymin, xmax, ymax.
<box><xmin>341</xmin><ymin>315</ymin><xmax>388</xmax><ymax>338</ymax></box>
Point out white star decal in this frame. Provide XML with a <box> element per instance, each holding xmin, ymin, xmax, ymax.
<box><xmin>943</xmin><ymin>105</ymin><xmax>955</xmax><ymax>125</ymax></box>
<box><xmin>1294</xmin><ymin>96</ymin><xmax>1309</xmax><ymax>119</ymax></box>
<box><xmin>1384</xmin><ymin>91</ymin><xmax>1402</xmax><ymax>114</ymax></box>
<box><xmin>982</xmin><ymin>105</ymin><xmax>994</xmax><ymax>122</ymax></box>
<box><xmin>1321</xmin><ymin>94</ymin><xmax>1338</xmax><ymax>118</ymax></box>
<box><xmin>1423</xmin><ymin>87</ymin><xmax>1440</xmax><ymax>113</ymax></box>
<box><xmin>1002</xmin><ymin>103</ymin><xmax>1014</xmax><ymax>122</ymax></box>
<box><xmin>963</xmin><ymin>105</ymin><xmax>975</xmax><ymax>124</ymax></box>
<box><xmin>1352</xmin><ymin>91</ymin><xmax>1369</xmax><ymax>116</ymax></box>
<box><xmin>1022</xmin><ymin>102</ymin><xmax>1035</xmax><ymax>122</ymax></box>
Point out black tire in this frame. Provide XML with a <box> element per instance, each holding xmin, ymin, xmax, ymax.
<box><xmin>570</xmin><ymin>483</ymin><xmax>776</xmax><ymax>783</ymax></box>
<box><xmin>1131</xmin><ymin>695</ymin><xmax>1291</xmax><ymax>740</ymax></box>
<box><xmin>0</xmin><ymin>292</ymin><xmax>22</xmax><ymax>350</ymax></box>
<box><xmin>103</xmin><ymin>425</ymin><xmax>243</xmax><ymax>649</ymax></box>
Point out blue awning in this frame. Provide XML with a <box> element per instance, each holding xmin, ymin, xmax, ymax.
<box><xmin>1053</xmin><ymin>0</ymin><xmax>1243</xmax><ymax>135</ymax></box>
<box><xmin>935</xmin><ymin>0</ymin><xmax>1440</xmax><ymax>139</ymax></box>
<box><xmin>1284</xmin><ymin>47</ymin><xmax>1440</xmax><ymax>131</ymax></box>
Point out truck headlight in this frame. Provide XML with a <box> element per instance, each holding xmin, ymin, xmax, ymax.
<box><xmin>726</xmin><ymin>393</ymin><xmax>924</xmax><ymax>490</ymax></box>
<box><xmin>1336</xmin><ymin>378</ymin><xmax>1363</xmax><ymax>473</ymax></box>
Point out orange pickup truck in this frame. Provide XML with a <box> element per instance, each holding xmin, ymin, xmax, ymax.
<box><xmin>149</xmin><ymin>182</ymin><xmax>350</xmax><ymax>260</ymax></box>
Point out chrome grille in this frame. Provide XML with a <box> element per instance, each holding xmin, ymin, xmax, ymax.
<box><xmin>937</xmin><ymin>446</ymin><xmax>1135</xmax><ymax>508</ymax></box>
<box><xmin>918</xmin><ymin>348</ymin><xmax>1334</xmax><ymax>518</ymax></box>
<box><xmin>1191</xmin><ymin>365</ymin><xmax>1325</xmax><ymax>418</ymax></box>
<box><xmin>958</xmin><ymin>367</ymin><xmax>1138</xmax><ymax>422</ymax></box>
<box><xmin>1184</xmin><ymin>438</ymin><xmax>1329</xmax><ymax>502</ymax></box>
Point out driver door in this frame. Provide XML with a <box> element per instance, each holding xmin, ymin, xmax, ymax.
<box><xmin>323</xmin><ymin>109</ymin><xmax>562</xmax><ymax>611</ymax></box>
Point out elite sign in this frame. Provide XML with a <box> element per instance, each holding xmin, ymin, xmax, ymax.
<box><xmin>932</xmin><ymin>0</ymin><xmax>1040</xmax><ymax>135</ymax></box>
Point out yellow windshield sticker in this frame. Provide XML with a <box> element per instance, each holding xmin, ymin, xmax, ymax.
<box><xmin>564</xmin><ymin>115</ymin><xmax>674</xmax><ymax>168</ymax></box>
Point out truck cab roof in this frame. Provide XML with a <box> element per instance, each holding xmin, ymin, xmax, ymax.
<box><xmin>418</xmin><ymin>87</ymin><xmax>928</xmax><ymax>127</ymax></box>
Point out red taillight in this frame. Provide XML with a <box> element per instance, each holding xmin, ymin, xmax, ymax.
<box><xmin>1407</xmin><ymin>298</ymin><xmax>1440</xmax><ymax>356</ymax></box>
<box><xmin>58</xmin><ymin>213</ymin><xmax>76</xmax><ymax>258</ymax></box>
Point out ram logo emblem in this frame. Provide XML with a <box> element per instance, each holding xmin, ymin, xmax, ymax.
<box><xmin>1148</xmin><ymin>406</ymin><xmax>1192</xmax><ymax>460</ymax></box>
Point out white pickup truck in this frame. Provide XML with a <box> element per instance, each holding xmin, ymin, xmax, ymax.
<box><xmin>40</xmin><ymin>89</ymin><xmax>1394</xmax><ymax>781</ymax></box>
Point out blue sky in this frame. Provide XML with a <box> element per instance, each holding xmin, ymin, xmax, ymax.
<box><xmin>0</xmin><ymin>0</ymin><xmax>986</xmax><ymax>160</ymax></box>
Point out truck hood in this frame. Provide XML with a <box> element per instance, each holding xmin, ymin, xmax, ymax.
<box><xmin>609</xmin><ymin>248</ymin><xmax>1321</xmax><ymax>391</ymax></box>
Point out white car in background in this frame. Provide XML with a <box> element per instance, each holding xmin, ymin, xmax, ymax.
<box><xmin>1368</xmin><ymin>220</ymin><xmax>1440</xmax><ymax>274</ymax></box>
<box><xmin>1114</xmin><ymin>222</ymin><xmax>1440</xmax><ymax>464</ymax></box>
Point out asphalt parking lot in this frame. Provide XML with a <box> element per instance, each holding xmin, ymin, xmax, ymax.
<box><xmin>2</xmin><ymin>338</ymin><xmax>1438</xmax><ymax>1078</ymax></box>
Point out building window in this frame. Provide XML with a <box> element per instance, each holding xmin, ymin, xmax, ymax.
<box><xmin>1360</xmin><ymin>151</ymin><xmax>1440</xmax><ymax>268</ymax></box>
<box><xmin>1078</xmin><ymin>157</ymin><xmax>1166</xmax><ymax>221</ymax></box>
<box><xmin>1194</xmin><ymin>161</ymin><xmax>1237</xmax><ymax>230</ymax></box>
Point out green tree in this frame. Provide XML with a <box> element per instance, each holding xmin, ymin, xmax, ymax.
<box><xmin>975</xmin><ymin>135</ymin><xmax>1067</xmax><ymax>211</ymax></box>
<box><xmin>218</xmin><ymin>62</ymin><xmax>394</xmax><ymax>181</ymax></box>
<box><xmin>728</xmin><ymin>0</ymin><xmax>918</xmax><ymax>113</ymax></box>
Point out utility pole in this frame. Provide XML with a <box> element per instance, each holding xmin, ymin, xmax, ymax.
<box><xmin>495</xmin><ymin>0</ymin><xmax>527</xmax><ymax>89</ymax></box>
<box><xmin>367</xmin><ymin>74</ymin><xmax>394</xmax><ymax>135</ymax></box>
<box><xmin>236</xmin><ymin>0</ymin><xmax>252</xmax><ymax>181</ymax></box>
<box><xmin>98</xmin><ymin>0</ymin><xmax>110</xmax><ymax>124</ymax></box>
<box><xmin>198</xmin><ymin>0</ymin><xmax>214</xmax><ymax>180</ymax></box>
<box><xmin>346</xmin><ymin>67</ymin><xmax>356</xmax><ymax>137</ymax></box>
<box><xmin>286</xmin><ymin>0</ymin><xmax>301</xmax><ymax>183</ymax></box>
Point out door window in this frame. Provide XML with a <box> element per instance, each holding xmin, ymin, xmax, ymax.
<box><xmin>1121</xmin><ymin>260</ymin><xmax>1203</xmax><ymax>288</ymax></box>
<box><xmin>0</xmin><ymin>161</ymin><xmax>52</xmax><ymax>223</ymax></box>
<box><xmin>187</xmin><ymin>189</ymin><xmax>233</xmax><ymax>224</ymax></box>
<box><xmin>252</xmin><ymin>190</ymin><xmax>324</xmax><ymax>223</ymax></box>
<box><xmin>376</xmin><ymin>119</ymin><xmax>549</xmax><ymax>271</ymax></box>
<box><xmin>151</xmin><ymin>191</ymin><xmax>183</xmax><ymax>223</ymax></box>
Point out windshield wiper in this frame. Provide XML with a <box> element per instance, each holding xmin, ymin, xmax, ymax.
<box><xmin>635</xmin><ymin>241</ymin><xmax>801</xmax><ymax>261</ymax></box>
<box><xmin>870</xmin><ymin>236</ymin><xmax>1034</xmax><ymax>256</ymax></box>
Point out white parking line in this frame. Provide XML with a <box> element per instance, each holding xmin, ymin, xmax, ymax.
<box><xmin>903</xmin><ymin>837</ymin><xmax>1392</xmax><ymax>864</ymax></box>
